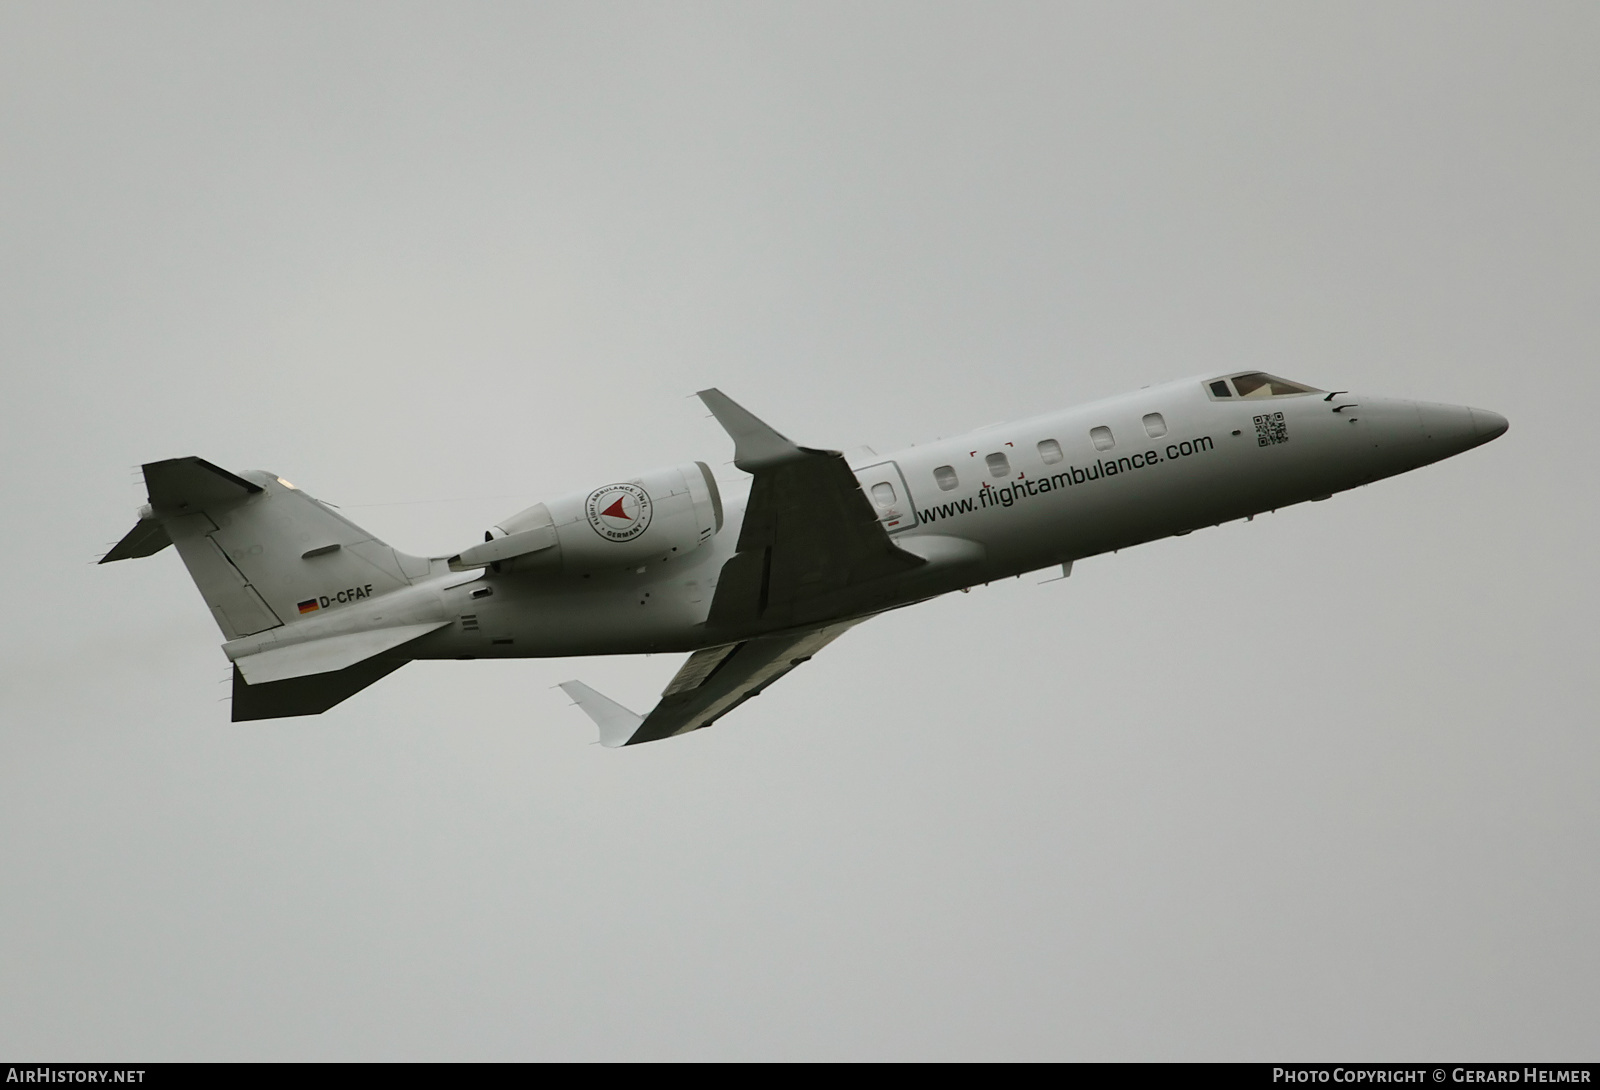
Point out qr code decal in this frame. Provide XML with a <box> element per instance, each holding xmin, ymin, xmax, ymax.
<box><xmin>1254</xmin><ymin>412</ymin><xmax>1288</xmax><ymax>446</ymax></box>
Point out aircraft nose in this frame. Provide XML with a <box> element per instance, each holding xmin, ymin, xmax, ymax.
<box><xmin>1470</xmin><ymin>407</ymin><xmax>1510</xmax><ymax>444</ymax></box>
<box><xmin>1414</xmin><ymin>401</ymin><xmax>1508</xmax><ymax>456</ymax></box>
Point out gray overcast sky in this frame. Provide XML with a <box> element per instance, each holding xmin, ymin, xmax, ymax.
<box><xmin>2</xmin><ymin>2</ymin><xmax>1596</xmax><ymax>1060</ymax></box>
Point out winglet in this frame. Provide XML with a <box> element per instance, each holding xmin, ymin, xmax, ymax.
<box><xmin>558</xmin><ymin>681</ymin><xmax>643</xmax><ymax>748</ymax></box>
<box><xmin>696</xmin><ymin>389</ymin><xmax>805</xmax><ymax>471</ymax></box>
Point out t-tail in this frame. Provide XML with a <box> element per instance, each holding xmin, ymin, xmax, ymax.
<box><xmin>101</xmin><ymin>457</ymin><xmax>447</xmax><ymax>721</ymax></box>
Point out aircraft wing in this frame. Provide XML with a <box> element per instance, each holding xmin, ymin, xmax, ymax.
<box><xmin>697</xmin><ymin>389</ymin><xmax>923</xmax><ymax>628</ymax></box>
<box><xmin>560</xmin><ymin>619</ymin><xmax>864</xmax><ymax>747</ymax></box>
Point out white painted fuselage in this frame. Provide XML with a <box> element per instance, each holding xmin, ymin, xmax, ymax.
<box><xmin>403</xmin><ymin>376</ymin><xmax>1507</xmax><ymax>661</ymax></box>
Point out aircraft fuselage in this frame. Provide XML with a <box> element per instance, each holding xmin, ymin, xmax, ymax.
<box><xmin>103</xmin><ymin>371</ymin><xmax>1507</xmax><ymax>734</ymax></box>
<box><xmin>405</xmin><ymin>376</ymin><xmax>1506</xmax><ymax>660</ymax></box>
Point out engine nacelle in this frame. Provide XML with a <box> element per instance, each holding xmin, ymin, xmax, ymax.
<box><xmin>449</xmin><ymin>462</ymin><xmax>723</xmax><ymax>575</ymax></box>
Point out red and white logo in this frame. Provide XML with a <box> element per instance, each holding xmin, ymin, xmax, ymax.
<box><xmin>585</xmin><ymin>483</ymin><xmax>653</xmax><ymax>542</ymax></box>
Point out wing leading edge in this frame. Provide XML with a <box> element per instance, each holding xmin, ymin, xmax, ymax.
<box><xmin>560</xmin><ymin>620</ymin><xmax>864</xmax><ymax>746</ymax></box>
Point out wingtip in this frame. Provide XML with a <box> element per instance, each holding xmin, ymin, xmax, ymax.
<box><xmin>558</xmin><ymin>680</ymin><xmax>643</xmax><ymax>748</ymax></box>
<box><xmin>694</xmin><ymin>389</ymin><xmax>801</xmax><ymax>470</ymax></box>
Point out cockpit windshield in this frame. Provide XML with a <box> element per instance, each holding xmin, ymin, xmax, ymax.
<box><xmin>1206</xmin><ymin>372</ymin><xmax>1322</xmax><ymax>399</ymax></box>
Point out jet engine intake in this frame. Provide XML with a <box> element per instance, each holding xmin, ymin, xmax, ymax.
<box><xmin>449</xmin><ymin>462</ymin><xmax>722</xmax><ymax>574</ymax></box>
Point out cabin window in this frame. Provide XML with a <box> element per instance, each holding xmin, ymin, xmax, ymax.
<box><xmin>1037</xmin><ymin>439</ymin><xmax>1064</xmax><ymax>464</ymax></box>
<box><xmin>871</xmin><ymin>481</ymin><xmax>897</xmax><ymax>507</ymax></box>
<box><xmin>986</xmin><ymin>452</ymin><xmax>1011</xmax><ymax>477</ymax></box>
<box><xmin>1090</xmin><ymin>426</ymin><xmax>1115</xmax><ymax>452</ymax></box>
<box><xmin>1142</xmin><ymin>413</ymin><xmax>1167</xmax><ymax>438</ymax></box>
<box><xmin>933</xmin><ymin>465</ymin><xmax>959</xmax><ymax>491</ymax></box>
<box><xmin>1209</xmin><ymin>380</ymin><xmax>1232</xmax><ymax>398</ymax></box>
<box><xmin>1231</xmin><ymin>372</ymin><xmax>1322</xmax><ymax>398</ymax></box>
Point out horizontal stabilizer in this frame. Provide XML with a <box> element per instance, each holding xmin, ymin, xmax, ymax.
<box><xmin>100</xmin><ymin>518</ymin><xmax>172</xmax><ymax>563</ymax></box>
<box><xmin>232</xmin><ymin>621</ymin><xmax>450</xmax><ymax>685</ymax></box>
<box><xmin>557</xmin><ymin>681</ymin><xmax>644</xmax><ymax>748</ymax></box>
<box><xmin>143</xmin><ymin>456</ymin><xmax>262</xmax><ymax>511</ymax></box>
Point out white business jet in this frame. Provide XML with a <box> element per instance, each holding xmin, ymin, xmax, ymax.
<box><xmin>102</xmin><ymin>373</ymin><xmax>1507</xmax><ymax>746</ymax></box>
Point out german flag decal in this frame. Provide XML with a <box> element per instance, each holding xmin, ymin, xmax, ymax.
<box><xmin>297</xmin><ymin>599</ymin><xmax>320</xmax><ymax>615</ymax></box>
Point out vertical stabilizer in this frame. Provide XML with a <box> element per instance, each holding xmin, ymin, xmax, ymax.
<box><xmin>117</xmin><ymin>457</ymin><xmax>430</xmax><ymax>641</ymax></box>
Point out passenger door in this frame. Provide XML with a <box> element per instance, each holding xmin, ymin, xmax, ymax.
<box><xmin>853</xmin><ymin>461</ymin><xmax>919</xmax><ymax>534</ymax></box>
